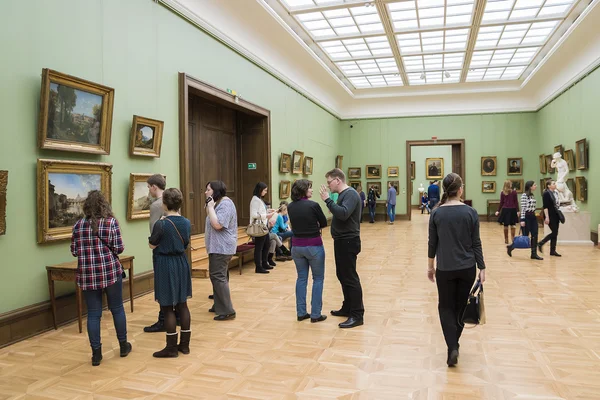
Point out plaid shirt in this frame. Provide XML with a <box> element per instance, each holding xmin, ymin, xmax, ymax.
<box><xmin>70</xmin><ymin>217</ymin><xmax>124</xmax><ymax>291</ymax></box>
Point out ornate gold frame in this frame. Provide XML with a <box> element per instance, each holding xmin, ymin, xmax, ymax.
<box><xmin>366</xmin><ymin>164</ymin><xmax>382</xmax><ymax>179</ymax></box>
<box><xmin>0</xmin><ymin>171</ymin><xmax>7</xmax><ymax>235</ymax></box>
<box><xmin>127</xmin><ymin>173</ymin><xmax>157</xmax><ymax>221</ymax></box>
<box><xmin>335</xmin><ymin>155</ymin><xmax>343</xmax><ymax>169</ymax></box>
<box><xmin>303</xmin><ymin>156</ymin><xmax>313</xmax><ymax>175</ymax></box>
<box><xmin>426</xmin><ymin>158</ymin><xmax>444</xmax><ymax>179</ymax></box>
<box><xmin>387</xmin><ymin>166</ymin><xmax>399</xmax><ymax>177</ymax></box>
<box><xmin>130</xmin><ymin>115</ymin><xmax>164</xmax><ymax>157</ymax></box>
<box><xmin>37</xmin><ymin>159</ymin><xmax>112</xmax><ymax>244</ymax></box>
<box><xmin>348</xmin><ymin>167</ymin><xmax>361</xmax><ymax>179</ymax></box>
<box><xmin>292</xmin><ymin>151</ymin><xmax>304</xmax><ymax>174</ymax></box>
<box><xmin>576</xmin><ymin>176</ymin><xmax>587</xmax><ymax>201</ymax></box>
<box><xmin>480</xmin><ymin>156</ymin><xmax>497</xmax><ymax>176</ymax></box>
<box><xmin>481</xmin><ymin>181</ymin><xmax>496</xmax><ymax>193</ymax></box>
<box><xmin>507</xmin><ymin>157</ymin><xmax>523</xmax><ymax>176</ymax></box>
<box><xmin>280</xmin><ymin>153</ymin><xmax>291</xmax><ymax>173</ymax></box>
<box><xmin>280</xmin><ymin>180</ymin><xmax>291</xmax><ymax>199</ymax></box>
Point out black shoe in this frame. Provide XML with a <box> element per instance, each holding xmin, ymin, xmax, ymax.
<box><xmin>330</xmin><ymin>309</ymin><xmax>350</xmax><ymax>317</ymax></box>
<box><xmin>531</xmin><ymin>254</ymin><xmax>543</xmax><ymax>260</ymax></box>
<box><xmin>214</xmin><ymin>313</ymin><xmax>236</xmax><ymax>321</ymax></box>
<box><xmin>447</xmin><ymin>349</ymin><xmax>459</xmax><ymax>367</ymax></box>
<box><xmin>119</xmin><ymin>341</ymin><xmax>132</xmax><ymax>357</ymax></box>
<box><xmin>550</xmin><ymin>252</ymin><xmax>562</xmax><ymax>257</ymax></box>
<box><xmin>208</xmin><ymin>294</ymin><xmax>214</xmax><ymax>299</ymax></box>
<box><xmin>91</xmin><ymin>346</ymin><xmax>102</xmax><ymax>366</ymax></box>
<box><xmin>339</xmin><ymin>317</ymin><xmax>363</xmax><ymax>329</ymax></box>
<box><xmin>506</xmin><ymin>245</ymin><xmax>513</xmax><ymax>257</ymax></box>
<box><xmin>144</xmin><ymin>321</ymin><xmax>166</xmax><ymax>333</ymax></box>
<box><xmin>275</xmin><ymin>255</ymin><xmax>288</xmax><ymax>262</ymax></box>
<box><xmin>208</xmin><ymin>307</ymin><xmax>215</xmax><ymax>313</ymax></box>
<box><xmin>268</xmin><ymin>259</ymin><xmax>277</xmax><ymax>266</ymax></box>
<box><xmin>255</xmin><ymin>268</ymin><xmax>270</xmax><ymax>274</ymax></box>
<box><xmin>297</xmin><ymin>313</ymin><xmax>310</xmax><ymax>321</ymax></box>
<box><xmin>263</xmin><ymin>264</ymin><xmax>274</xmax><ymax>270</ymax></box>
<box><xmin>537</xmin><ymin>242</ymin><xmax>544</xmax><ymax>254</ymax></box>
<box><xmin>311</xmin><ymin>315</ymin><xmax>327</xmax><ymax>323</ymax></box>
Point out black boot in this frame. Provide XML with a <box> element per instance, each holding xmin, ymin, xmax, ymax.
<box><xmin>537</xmin><ymin>239</ymin><xmax>545</xmax><ymax>254</ymax></box>
<box><xmin>91</xmin><ymin>346</ymin><xmax>102</xmax><ymax>366</ymax></box>
<box><xmin>447</xmin><ymin>348</ymin><xmax>459</xmax><ymax>367</ymax></box>
<box><xmin>153</xmin><ymin>333</ymin><xmax>179</xmax><ymax>358</ymax></box>
<box><xmin>178</xmin><ymin>330</ymin><xmax>191</xmax><ymax>354</ymax></box>
<box><xmin>506</xmin><ymin>244</ymin><xmax>514</xmax><ymax>257</ymax></box>
<box><xmin>531</xmin><ymin>237</ymin><xmax>543</xmax><ymax>260</ymax></box>
<box><xmin>267</xmin><ymin>253</ymin><xmax>277</xmax><ymax>267</ymax></box>
<box><xmin>279</xmin><ymin>245</ymin><xmax>291</xmax><ymax>256</ymax></box>
<box><xmin>255</xmin><ymin>267</ymin><xmax>269</xmax><ymax>274</ymax></box>
<box><xmin>144</xmin><ymin>311</ymin><xmax>166</xmax><ymax>333</ymax></box>
<box><xmin>119</xmin><ymin>341</ymin><xmax>132</xmax><ymax>357</ymax></box>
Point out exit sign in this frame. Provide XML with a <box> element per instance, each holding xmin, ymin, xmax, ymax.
<box><xmin>247</xmin><ymin>163</ymin><xmax>257</xmax><ymax>170</ymax></box>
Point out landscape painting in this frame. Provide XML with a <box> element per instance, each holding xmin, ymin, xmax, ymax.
<box><xmin>130</xmin><ymin>115</ymin><xmax>164</xmax><ymax>157</ymax></box>
<box><xmin>292</xmin><ymin>151</ymin><xmax>304</xmax><ymax>174</ymax></box>
<box><xmin>128</xmin><ymin>174</ymin><xmax>156</xmax><ymax>220</ymax></box>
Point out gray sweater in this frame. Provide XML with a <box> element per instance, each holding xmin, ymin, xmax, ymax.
<box><xmin>428</xmin><ymin>204</ymin><xmax>486</xmax><ymax>271</ymax></box>
<box><xmin>325</xmin><ymin>187</ymin><xmax>361</xmax><ymax>240</ymax></box>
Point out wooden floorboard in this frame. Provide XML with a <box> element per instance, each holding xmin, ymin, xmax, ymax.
<box><xmin>1</xmin><ymin>211</ymin><xmax>599</xmax><ymax>399</ymax></box>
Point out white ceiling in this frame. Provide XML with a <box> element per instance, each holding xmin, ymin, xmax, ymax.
<box><xmin>165</xmin><ymin>0</ymin><xmax>600</xmax><ymax>118</ymax></box>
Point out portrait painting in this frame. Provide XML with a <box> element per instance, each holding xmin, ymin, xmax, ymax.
<box><xmin>280</xmin><ymin>153</ymin><xmax>291</xmax><ymax>173</ymax></box>
<box><xmin>510</xmin><ymin>179</ymin><xmax>524</xmax><ymax>193</ymax></box>
<box><xmin>481</xmin><ymin>156</ymin><xmax>497</xmax><ymax>176</ymax></box>
<box><xmin>292</xmin><ymin>150</ymin><xmax>304</xmax><ymax>174</ymax></box>
<box><xmin>366</xmin><ymin>165</ymin><xmax>382</xmax><ymax>179</ymax></box>
<box><xmin>280</xmin><ymin>180</ymin><xmax>291</xmax><ymax>199</ymax></box>
<box><xmin>482</xmin><ymin>181</ymin><xmax>496</xmax><ymax>193</ymax></box>
<box><xmin>335</xmin><ymin>155</ymin><xmax>343</xmax><ymax>170</ymax></box>
<box><xmin>507</xmin><ymin>158</ymin><xmax>522</xmax><ymax>176</ymax></box>
<box><xmin>426</xmin><ymin>158</ymin><xmax>444</xmax><ymax>179</ymax></box>
<box><xmin>130</xmin><ymin>116</ymin><xmax>164</xmax><ymax>157</ymax></box>
<box><xmin>38</xmin><ymin>69</ymin><xmax>114</xmax><ymax>154</ymax></box>
<box><xmin>576</xmin><ymin>138</ymin><xmax>588</xmax><ymax>170</ymax></box>
<box><xmin>348</xmin><ymin>167</ymin><xmax>361</xmax><ymax>179</ymax></box>
<box><xmin>387</xmin><ymin>166</ymin><xmax>399</xmax><ymax>177</ymax></box>
<box><xmin>564</xmin><ymin>149</ymin><xmax>575</xmax><ymax>171</ymax></box>
<box><xmin>411</xmin><ymin>161</ymin><xmax>415</xmax><ymax>180</ymax></box>
<box><xmin>554</xmin><ymin>145</ymin><xmax>564</xmax><ymax>158</ymax></box>
<box><xmin>0</xmin><ymin>171</ymin><xmax>7</xmax><ymax>236</ymax></box>
<box><xmin>545</xmin><ymin>154</ymin><xmax>555</xmax><ymax>174</ymax></box>
<box><xmin>349</xmin><ymin>181</ymin><xmax>361</xmax><ymax>191</ymax></box>
<box><xmin>576</xmin><ymin>176</ymin><xmax>587</xmax><ymax>202</ymax></box>
<box><xmin>127</xmin><ymin>173</ymin><xmax>163</xmax><ymax>220</ymax></box>
<box><xmin>303</xmin><ymin>156</ymin><xmax>313</xmax><ymax>175</ymax></box>
<box><xmin>539</xmin><ymin>154</ymin><xmax>547</xmax><ymax>174</ymax></box>
<box><xmin>37</xmin><ymin>159</ymin><xmax>112</xmax><ymax>244</ymax></box>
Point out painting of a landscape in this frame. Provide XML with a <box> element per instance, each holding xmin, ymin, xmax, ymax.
<box><xmin>132</xmin><ymin>181</ymin><xmax>152</xmax><ymax>213</ymax></box>
<box><xmin>134</xmin><ymin>124</ymin><xmax>154</xmax><ymax>149</ymax></box>
<box><xmin>48</xmin><ymin>173</ymin><xmax>101</xmax><ymax>228</ymax></box>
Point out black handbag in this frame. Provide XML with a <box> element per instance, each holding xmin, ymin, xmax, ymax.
<box><xmin>550</xmin><ymin>191</ymin><xmax>565</xmax><ymax>224</ymax></box>
<box><xmin>459</xmin><ymin>280</ymin><xmax>485</xmax><ymax>327</ymax></box>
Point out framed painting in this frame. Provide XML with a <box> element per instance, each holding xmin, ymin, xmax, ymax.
<box><xmin>387</xmin><ymin>166</ymin><xmax>399</xmax><ymax>177</ymax></box>
<box><xmin>539</xmin><ymin>154</ymin><xmax>547</xmax><ymax>174</ymax></box>
<box><xmin>545</xmin><ymin>154</ymin><xmax>555</xmax><ymax>174</ymax></box>
<box><xmin>481</xmin><ymin>156</ymin><xmax>497</xmax><ymax>176</ymax></box>
<box><xmin>349</xmin><ymin>180</ymin><xmax>361</xmax><ymax>191</ymax></box>
<box><xmin>566</xmin><ymin>178</ymin><xmax>575</xmax><ymax>195</ymax></box>
<box><xmin>411</xmin><ymin>161</ymin><xmax>415</xmax><ymax>180</ymax></box>
<box><xmin>576</xmin><ymin>138</ymin><xmax>588</xmax><ymax>170</ymax></box>
<box><xmin>507</xmin><ymin>158</ymin><xmax>522</xmax><ymax>176</ymax></box>
<box><xmin>510</xmin><ymin>179</ymin><xmax>524</xmax><ymax>193</ymax></box>
<box><xmin>335</xmin><ymin>155</ymin><xmax>343</xmax><ymax>169</ymax></box>
<box><xmin>366</xmin><ymin>164</ymin><xmax>382</xmax><ymax>179</ymax></box>
<box><xmin>576</xmin><ymin>176</ymin><xmax>587</xmax><ymax>201</ymax></box>
<box><xmin>38</xmin><ymin>69</ymin><xmax>114</xmax><ymax>155</ymax></box>
<box><xmin>0</xmin><ymin>171</ymin><xmax>7</xmax><ymax>236</ymax></box>
<box><xmin>482</xmin><ymin>181</ymin><xmax>496</xmax><ymax>193</ymax></box>
<box><xmin>280</xmin><ymin>153</ymin><xmax>291</xmax><ymax>173</ymax></box>
<box><xmin>127</xmin><ymin>173</ymin><xmax>163</xmax><ymax>220</ymax></box>
<box><xmin>368</xmin><ymin>182</ymin><xmax>382</xmax><ymax>195</ymax></box>
<box><xmin>426</xmin><ymin>158</ymin><xmax>444</xmax><ymax>179</ymax></box>
<box><xmin>540</xmin><ymin>178</ymin><xmax>551</xmax><ymax>196</ymax></box>
<box><xmin>37</xmin><ymin>159</ymin><xmax>112</xmax><ymax>244</ymax></box>
<box><xmin>564</xmin><ymin>149</ymin><xmax>575</xmax><ymax>171</ymax></box>
<box><xmin>280</xmin><ymin>180</ymin><xmax>291</xmax><ymax>199</ymax></box>
<box><xmin>348</xmin><ymin>167</ymin><xmax>361</xmax><ymax>179</ymax></box>
<box><xmin>129</xmin><ymin>115</ymin><xmax>164</xmax><ymax>157</ymax></box>
<box><xmin>292</xmin><ymin>151</ymin><xmax>304</xmax><ymax>174</ymax></box>
<box><xmin>554</xmin><ymin>145</ymin><xmax>564</xmax><ymax>157</ymax></box>
<box><xmin>387</xmin><ymin>180</ymin><xmax>399</xmax><ymax>191</ymax></box>
<box><xmin>303</xmin><ymin>156</ymin><xmax>313</xmax><ymax>175</ymax></box>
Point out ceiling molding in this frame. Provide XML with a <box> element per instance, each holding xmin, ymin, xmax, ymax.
<box><xmin>375</xmin><ymin>0</ymin><xmax>408</xmax><ymax>84</ymax></box>
<box><xmin>460</xmin><ymin>0</ymin><xmax>486</xmax><ymax>82</ymax></box>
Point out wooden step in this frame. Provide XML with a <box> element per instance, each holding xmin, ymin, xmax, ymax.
<box><xmin>191</xmin><ymin>255</ymin><xmax>241</xmax><ymax>278</ymax></box>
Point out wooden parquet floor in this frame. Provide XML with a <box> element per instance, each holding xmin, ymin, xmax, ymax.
<box><xmin>2</xmin><ymin>211</ymin><xmax>600</xmax><ymax>399</ymax></box>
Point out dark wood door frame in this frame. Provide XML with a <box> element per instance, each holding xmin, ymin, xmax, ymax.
<box><xmin>178</xmin><ymin>73</ymin><xmax>271</xmax><ymax>224</ymax></box>
<box><xmin>405</xmin><ymin>139</ymin><xmax>465</xmax><ymax>221</ymax></box>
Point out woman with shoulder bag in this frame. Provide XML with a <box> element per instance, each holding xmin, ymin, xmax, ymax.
<box><xmin>507</xmin><ymin>181</ymin><xmax>543</xmax><ymax>260</ymax></box>
<box><xmin>250</xmin><ymin>182</ymin><xmax>276</xmax><ymax>274</ymax></box>
<box><xmin>538</xmin><ymin>180</ymin><xmax>562</xmax><ymax>257</ymax></box>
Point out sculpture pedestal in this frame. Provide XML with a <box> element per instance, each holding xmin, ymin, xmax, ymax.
<box><xmin>543</xmin><ymin>210</ymin><xmax>593</xmax><ymax>245</ymax></box>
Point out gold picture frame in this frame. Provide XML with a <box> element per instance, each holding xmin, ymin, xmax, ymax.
<box><xmin>127</xmin><ymin>173</ymin><xmax>164</xmax><ymax>221</ymax></box>
<box><xmin>280</xmin><ymin>153</ymin><xmax>291</xmax><ymax>173</ymax></box>
<box><xmin>280</xmin><ymin>180</ymin><xmax>291</xmax><ymax>199</ymax></box>
<box><xmin>38</xmin><ymin>69</ymin><xmax>114</xmax><ymax>155</ymax></box>
<box><xmin>539</xmin><ymin>154</ymin><xmax>547</xmax><ymax>174</ymax></box>
<box><xmin>482</xmin><ymin>181</ymin><xmax>496</xmax><ymax>193</ymax></box>
<box><xmin>369</xmin><ymin>182</ymin><xmax>382</xmax><ymax>195</ymax></box>
<box><xmin>507</xmin><ymin>158</ymin><xmax>522</xmax><ymax>176</ymax></box>
<box><xmin>387</xmin><ymin>180</ymin><xmax>399</xmax><ymax>191</ymax></box>
<box><xmin>575</xmin><ymin>138</ymin><xmax>588</xmax><ymax>170</ymax></box>
<box><xmin>576</xmin><ymin>176</ymin><xmax>587</xmax><ymax>201</ymax></box>
<box><xmin>335</xmin><ymin>155</ymin><xmax>343</xmax><ymax>169</ymax></box>
<box><xmin>292</xmin><ymin>151</ymin><xmax>304</xmax><ymax>174</ymax></box>
<box><xmin>366</xmin><ymin>164</ymin><xmax>382</xmax><ymax>179</ymax></box>
<box><xmin>0</xmin><ymin>171</ymin><xmax>7</xmax><ymax>236</ymax></box>
<box><xmin>509</xmin><ymin>179</ymin><xmax>524</xmax><ymax>193</ymax></box>
<box><xmin>481</xmin><ymin>156</ymin><xmax>497</xmax><ymax>176</ymax></box>
<box><xmin>411</xmin><ymin>161</ymin><xmax>415</xmax><ymax>180</ymax></box>
<box><xmin>348</xmin><ymin>167</ymin><xmax>361</xmax><ymax>179</ymax></box>
<box><xmin>564</xmin><ymin>149</ymin><xmax>575</xmax><ymax>171</ymax></box>
<box><xmin>566</xmin><ymin>178</ymin><xmax>575</xmax><ymax>195</ymax></box>
<box><xmin>129</xmin><ymin>115</ymin><xmax>164</xmax><ymax>157</ymax></box>
<box><xmin>554</xmin><ymin>145</ymin><xmax>564</xmax><ymax>157</ymax></box>
<box><xmin>545</xmin><ymin>154</ymin><xmax>555</xmax><ymax>174</ymax></box>
<box><xmin>37</xmin><ymin>159</ymin><xmax>112</xmax><ymax>244</ymax></box>
<box><xmin>349</xmin><ymin>180</ymin><xmax>361</xmax><ymax>190</ymax></box>
<box><xmin>387</xmin><ymin>166</ymin><xmax>399</xmax><ymax>177</ymax></box>
<box><xmin>426</xmin><ymin>158</ymin><xmax>444</xmax><ymax>179</ymax></box>
<box><xmin>303</xmin><ymin>156</ymin><xmax>313</xmax><ymax>175</ymax></box>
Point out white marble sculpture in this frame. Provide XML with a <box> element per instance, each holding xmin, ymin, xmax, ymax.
<box><xmin>551</xmin><ymin>152</ymin><xmax>579</xmax><ymax>212</ymax></box>
<box><xmin>418</xmin><ymin>183</ymin><xmax>425</xmax><ymax>193</ymax></box>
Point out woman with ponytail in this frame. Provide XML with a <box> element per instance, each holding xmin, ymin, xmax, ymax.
<box><xmin>495</xmin><ymin>180</ymin><xmax>519</xmax><ymax>244</ymax></box>
<box><xmin>506</xmin><ymin>181</ymin><xmax>543</xmax><ymax>260</ymax></box>
<box><xmin>427</xmin><ymin>173</ymin><xmax>486</xmax><ymax>367</ymax></box>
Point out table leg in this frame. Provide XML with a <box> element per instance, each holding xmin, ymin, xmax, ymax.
<box><xmin>47</xmin><ymin>271</ymin><xmax>57</xmax><ymax>330</ymax></box>
<box><xmin>128</xmin><ymin>264</ymin><xmax>134</xmax><ymax>313</ymax></box>
<box><xmin>76</xmin><ymin>285</ymin><xmax>82</xmax><ymax>333</ymax></box>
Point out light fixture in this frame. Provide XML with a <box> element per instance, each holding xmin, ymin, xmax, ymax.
<box><xmin>444</xmin><ymin>71</ymin><xmax>451</xmax><ymax>78</ymax></box>
<box><xmin>420</xmin><ymin>72</ymin><xmax>425</xmax><ymax>80</ymax></box>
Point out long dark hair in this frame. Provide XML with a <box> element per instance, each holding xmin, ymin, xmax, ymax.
<box><xmin>83</xmin><ymin>190</ymin><xmax>114</xmax><ymax>234</ymax></box>
<box><xmin>437</xmin><ymin>173</ymin><xmax>463</xmax><ymax>207</ymax></box>
<box><xmin>253</xmin><ymin>182</ymin><xmax>267</xmax><ymax>198</ymax></box>
<box><xmin>544</xmin><ymin>180</ymin><xmax>555</xmax><ymax>191</ymax></box>
<box><xmin>291</xmin><ymin>179</ymin><xmax>311</xmax><ymax>201</ymax></box>
<box><xmin>524</xmin><ymin>180</ymin><xmax>535</xmax><ymax>197</ymax></box>
<box><xmin>206</xmin><ymin>180</ymin><xmax>227</xmax><ymax>202</ymax></box>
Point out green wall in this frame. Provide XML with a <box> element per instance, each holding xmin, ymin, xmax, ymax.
<box><xmin>411</xmin><ymin>145</ymin><xmax>453</xmax><ymax>205</ymax></box>
<box><xmin>0</xmin><ymin>0</ymin><xmax>342</xmax><ymax>314</ymax></box>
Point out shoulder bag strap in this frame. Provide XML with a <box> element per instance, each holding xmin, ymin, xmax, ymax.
<box><xmin>164</xmin><ymin>217</ymin><xmax>186</xmax><ymax>246</ymax></box>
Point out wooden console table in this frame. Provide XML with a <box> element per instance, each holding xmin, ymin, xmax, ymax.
<box><xmin>46</xmin><ymin>255</ymin><xmax>134</xmax><ymax>333</ymax></box>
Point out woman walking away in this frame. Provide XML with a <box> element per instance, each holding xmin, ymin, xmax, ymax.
<box><xmin>287</xmin><ymin>179</ymin><xmax>328</xmax><ymax>323</ymax></box>
<box><xmin>507</xmin><ymin>181</ymin><xmax>543</xmax><ymax>260</ymax></box>
<box><xmin>149</xmin><ymin>188</ymin><xmax>193</xmax><ymax>357</ymax></box>
<box><xmin>495</xmin><ymin>180</ymin><xmax>519</xmax><ymax>244</ymax></box>
<box><xmin>71</xmin><ymin>190</ymin><xmax>131</xmax><ymax>366</ymax></box>
<box><xmin>250</xmin><ymin>182</ymin><xmax>276</xmax><ymax>273</ymax></box>
<box><xmin>538</xmin><ymin>180</ymin><xmax>561</xmax><ymax>257</ymax></box>
<box><xmin>428</xmin><ymin>173</ymin><xmax>486</xmax><ymax>367</ymax></box>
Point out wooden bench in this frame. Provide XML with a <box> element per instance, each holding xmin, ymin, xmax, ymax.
<box><xmin>191</xmin><ymin>228</ymin><xmax>254</xmax><ymax>278</ymax></box>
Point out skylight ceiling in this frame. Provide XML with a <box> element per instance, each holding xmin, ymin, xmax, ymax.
<box><xmin>268</xmin><ymin>0</ymin><xmax>591</xmax><ymax>90</ymax></box>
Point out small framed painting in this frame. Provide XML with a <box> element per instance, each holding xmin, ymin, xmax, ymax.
<box><xmin>280</xmin><ymin>180</ymin><xmax>291</xmax><ymax>199</ymax></box>
<box><xmin>348</xmin><ymin>167</ymin><xmax>361</xmax><ymax>179</ymax></box>
<box><xmin>566</xmin><ymin>178</ymin><xmax>575</xmax><ymax>195</ymax></box>
<box><xmin>539</xmin><ymin>154</ymin><xmax>547</xmax><ymax>174</ymax></box>
<box><xmin>280</xmin><ymin>153</ymin><xmax>291</xmax><ymax>173</ymax></box>
<box><xmin>481</xmin><ymin>156</ymin><xmax>497</xmax><ymax>176</ymax></box>
<box><xmin>510</xmin><ymin>179</ymin><xmax>524</xmax><ymax>193</ymax></box>
<box><xmin>545</xmin><ymin>154</ymin><xmax>555</xmax><ymax>174</ymax></box>
<box><xmin>507</xmin><ymin>158</ymin><xmax>522</xmax><ymax>176</ymax></box>
<box><xmin>576</xmin><ymin>176</ymin><xmax>587</xmax><ymax>201</ymax></box>
<box><xmin>482</xmin><ymin>181</ymin><xmax>496</xmax><ymax>193</ymax></box>
<box><xmin>368</xmin><ymin>182</ymin><xmax>382</xmax><ymax>195</ymax></box>
<box><xmin>292</xmin><ymin>151</ymin><xmax>304</xmax><ymax>174</ymax></box>
<box><xmin>366</xmin><ymin>165</ymin><xmax>382</xmax><ymax>179</ymax></box>
<box><xmin>349</xmin><ymin>181</ymin><xmax>361</xmax><ymax>191</ymax></box>
<box><xmin>564</xmin><ymin>149</ymin><xmax>575</xmax><ymax>171</ymax></box>
<box><xmin>387</xmin><ymin>166</ymin><xmax>399</xmax><ymax>177</ymax></box>
<box><xmin>553</xmin><ymin>145</ymin><xmax>564</xmax><ymax>157</ymax></box>
<box><xmin>303</xmin><ymin>156</ymin><xmax>313</xmax><ymax>175</ymax></box>
<box><xmin>575</xmin><ymin>139</ymin><xmax>588</xmax><ymax>170</ymax></box>
<box><xmin>130</xmin><ymin>115</ymin><xmax>164</xmax><ymax>157</ymax></box>
<box><xmin>335</xmin><ymin>155</ymin><xmax>343</xmax><ymax>169</ymax></box>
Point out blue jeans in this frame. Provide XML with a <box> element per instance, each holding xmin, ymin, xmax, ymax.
<box><xmin>278</xmin><ymin>230</ymin><xmax>294</xmax><ymax>248</ymax></box>
<box><xmin>368</xmin><ymin>203</ymin><xmax>376</xmax><ymax>222</ymax></box>
<box><xmin>387</xmin><ymin>204</ymin><xmax>396</xmax><ymax>222</ymax></box>
<box><xmin>83</xmin><ymin>277</ymin><xmax>127</xmax><ymax>349</ymax></box>
<box><xmin>292</xmin><ymin>245</ymin><xmax>325</xmax><ymax>319</ymax></box>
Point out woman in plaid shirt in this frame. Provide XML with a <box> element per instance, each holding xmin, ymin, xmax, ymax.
<box><xmin>71</xmin><ymin>191</ymin><xmax>131</xmax><ymax>366</ymax></box>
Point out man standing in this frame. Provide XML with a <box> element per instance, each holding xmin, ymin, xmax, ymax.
<box><xmin>320</xmin><ymin>168</ymin><xmax>364</xmax><ymax>328</ymax></box>
<box><xmin>386</xmin><ymin>182</ymin><xmax>397</xmax><ymax>224</ymax></box>
<box><xmin>428</xmin><ymin>180</ymin><xmax>440</xmax><ymax>210</ymax></box>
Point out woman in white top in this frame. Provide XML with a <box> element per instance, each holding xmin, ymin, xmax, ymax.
<box><xmin>250</xmin><ymin>182</ymin><xmax>276</xmax><ymax>274</ymax></box>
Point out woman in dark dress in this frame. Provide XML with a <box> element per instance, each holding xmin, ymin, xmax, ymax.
<box><xmin>149</xmin><ymin>188</ymin><xmax>193</xmax><ymax>358</ymax></box>
<box><xmin>495</xmin><ymin>180</ymin><xmax>519</xmax><ymax>244</ymax></box>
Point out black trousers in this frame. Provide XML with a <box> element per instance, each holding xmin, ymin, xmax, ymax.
<box><xmin>521</xmin><ymin>213</ymin><xmax>539</xmax><ymax>255</ymax></box>
<box><xmin>435</xmin><ymin>266</ymin><xmax>477</xmax><ymax>351</ymax></box>
<box><xmin>253</xmin><ymin>234</ymin><xmax>270</xmax><ymax>269</ymax></box>
<box><xmin>540</xmin><ymin>217</ymin><xmax>559</xmax><ymax>253</ymax></box>
<box><xmin>333</xmin><ymin>237</ymin><xmax>364</xmax><ymax>319</ymax></box>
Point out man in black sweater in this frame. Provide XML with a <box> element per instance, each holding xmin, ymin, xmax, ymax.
<box><xmin>320</xmin><ymin>168</ymin><xmax>364</xmax><ymax>328</ymax></box>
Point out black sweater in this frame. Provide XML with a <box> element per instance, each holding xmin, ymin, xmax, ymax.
<box><xmin>325</xmin><ymin>187</ymin><xmax>362</xmax><ymax>240</ymax></box>
<box><xmin>542</xmin><ymin>190</ymin><xmax>559</xmax><ymax>221</ymax></box>
<box><xmin>287</xmin><ymin>199</ymin><xmax>327</xmax><ymax>238</ymax></box>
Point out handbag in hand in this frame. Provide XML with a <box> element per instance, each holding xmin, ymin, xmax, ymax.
<box><xmin>553</xmin><ymin>200</ymin><xmax>565</xmax><ymax>224</ymax></box>
<box><xmin>246</xmin><ymin>213</ymin><xmax>269</xmax><ymax>238</ymax></box>
<box><xmin>512</xmin><ymin>227</ymin><xmax>531</xmax><ymax>249</ymax></box>
<box><xmin>460</xmin><ymin>279</ymin><xmax>485</xmax><ymax>327</ymax></box>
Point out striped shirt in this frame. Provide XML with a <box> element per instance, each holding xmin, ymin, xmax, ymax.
<box><xmin>520</xmin><ymin>193</ymin><xmax>537</xmax><ymax>221</ymax></box>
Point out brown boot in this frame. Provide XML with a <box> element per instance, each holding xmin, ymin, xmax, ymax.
<box><xmin>178</xmin><ymin>330</ymin><xmax>191</xmax><ymax>355</ymax></box>
<box><xmin>153</xmin><ymin>332</ymin><xmax>179</xmax><ymax>358</ymax></box>
<box><xmin>503</xmin><ymin>227</ymin><xmax>509</xmax><ymax>244</ymax></box>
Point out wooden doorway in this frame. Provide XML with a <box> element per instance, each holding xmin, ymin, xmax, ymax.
<box><xmin>179</xmin><ymin>73</ymin><xmax>271</xmax><ymax>235</ymax></box>
<box><xmin>405</xmin><ymin>139</ymin><xmax>465</xmax><ymax>221</ymax></box>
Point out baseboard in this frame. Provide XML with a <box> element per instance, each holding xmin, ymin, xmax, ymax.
<box><xmin>592</xmin><ymin>230</ymin><xmax>598</xmax><ymax>246</ymax></box>
<box><xmin>0</xmin><ymin>270</ymin><xmax>155</xmax><ymax>349</ymax></box>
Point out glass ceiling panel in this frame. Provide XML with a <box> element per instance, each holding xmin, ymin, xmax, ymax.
<box><xmin>388</xmin><ymin>0</ymin><xmax>474</xmax><ymax>31</ymax></box>
<box><xmin>397</xmin><ymin>29</ymin><xmax>470</xmax><ymax>54</ymax></box>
